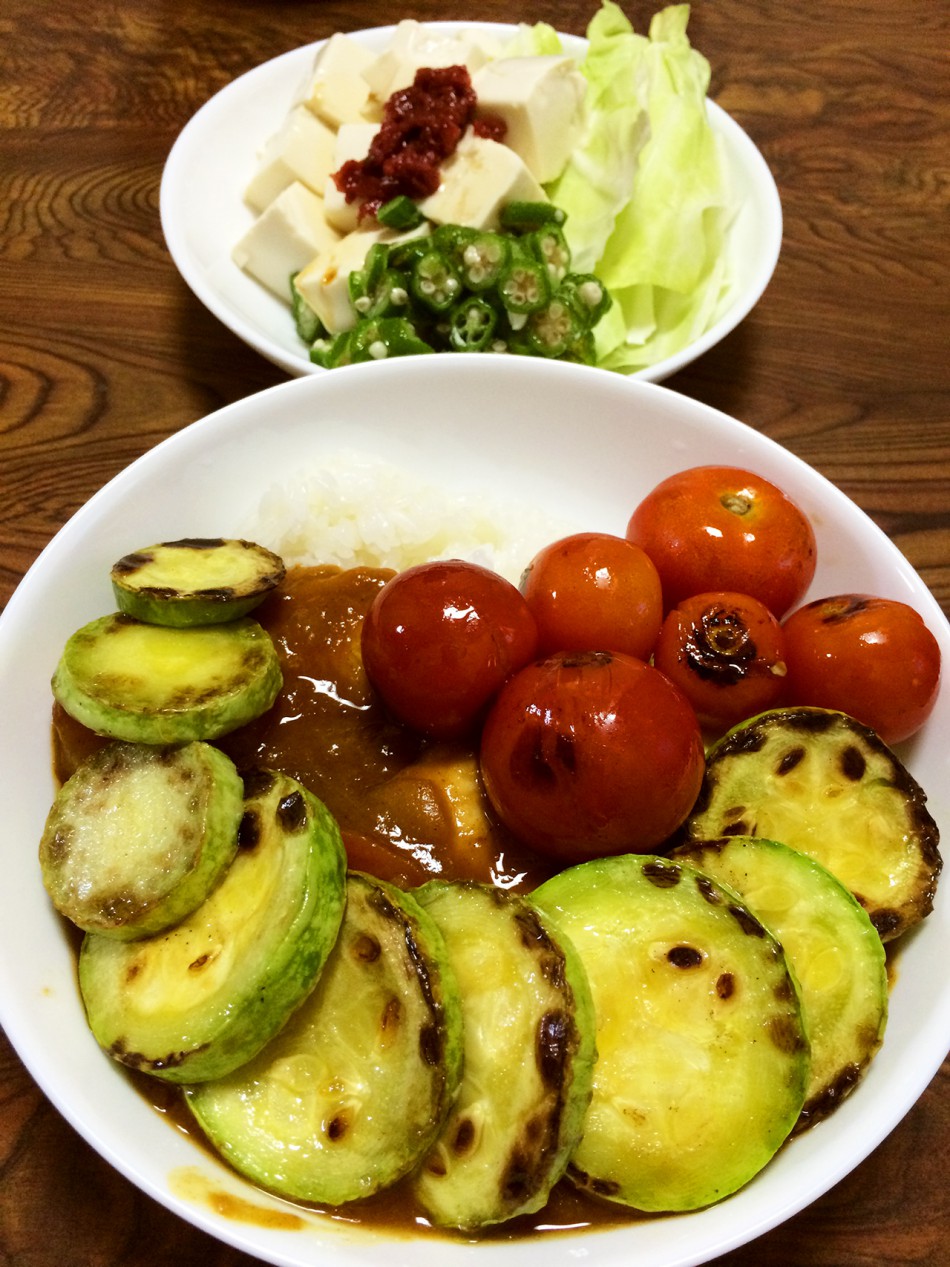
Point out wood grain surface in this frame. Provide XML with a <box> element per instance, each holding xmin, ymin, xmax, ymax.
<box><xmin>1</xmin><ymin>1</ymin><xmax>947</xmax><ymax>1264</ymax></box>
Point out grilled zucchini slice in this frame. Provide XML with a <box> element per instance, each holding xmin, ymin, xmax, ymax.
<box><xmin>78</xmin><ymin>769</ymin><xmax>346</xmax><ymax>1083</ymax></box>
<box><xmin>411</xmin><ymin>881</ymin><xmax>595</xmax><ymax>1229</ymax></box>
<box><xmin>672</xmin><ymin>835</ymin><xmax>887</xmax><ymax>1129</ymax></box>
<box><xmin>52</xmin><ymin>613</ymin><xmax>282</xmax><ymax>743</ymax></box>
<box><xmin>111</xmin><ymin>538</ymin><xmax>285</xmax><ymax>627</ymax></box>
<box><xmin>532</xmin><ymin>854</ymin><xmax>808</xmax><ymax>1213</ymax></box>
<box><xmin>185</xmin><ymin>871</ymin><xmax>463</xmax><ymax>1205</ymax></box>
<box><xmin>686</xmin><ymin>707</ymin><xmax>942</xmax><ymax>941</ymax></box>
<box><xmin>40</xmin><ymin>740</ymin><xmax>243</xmax><ymax>939</ymax></box>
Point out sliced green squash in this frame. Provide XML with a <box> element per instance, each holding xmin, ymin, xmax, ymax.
<box><xmin>78</xmin><ymin>769</ymin><xmax>346</xmax><ymax>1083</ymax></box>
<box><xmin>411</xmin><ymin>880</ymin><xmax>595</xmax><ymax>1229</ymax></box>
<box><xmin>110</xmin><ymin>538</ymin><xmax>285</xmax><ymax>627</ymax></box>
<box><xmin>39</xmin><ymin>740</ymin><xmax>244</xmax><ymax>940</ymax></box>
<box><xmin>185</xmin><ymin>871</ymin><xmax>463</xmax><ymax>1205</ymax></box>
<box><xmin>52</xmin><ymin>613</ymin><xmax>282</xmax><ymax>743</ymax></box>
<box><xmin>532</xmin><ymin>854</ymin><xmax>808</xmax><ymax>1213</ymax></box>
<box><xmin>672</xmin><ymin>835</ymin><xmax>887</xmax><ymax>1129</ymax></box>
<box><xmin>686</xmin><ymin>707</ymin><xmax>942</xmax><ymax>940</ymax></box>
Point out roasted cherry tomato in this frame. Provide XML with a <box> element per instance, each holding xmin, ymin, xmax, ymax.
<box><xmin>782</xmin><ymin>594</ymin><xmax>941</xmax><ymax>745</ymax></box>
<box><xmin>361</xmin><ymin>559</ymin><xmax>539</xmax><ymax>741</ymax></box>
<box><xmin>652</xmin><ymin>591</ymin><xmax>788</xmax><ymax>730</ymax></box>
<box><xmin>625</xmin><ymin>465</ymin><xmax>817</xmax><ymax>618</ymax></box>
<box><xmin>520</xmin><ymin>531</ymin><xmax>663</xmax><ymax>658</ymax></box>
<box><xmin>479</xmin><ymin>650</ymin><xmax>705</xmax><ymax>861</ymax></box>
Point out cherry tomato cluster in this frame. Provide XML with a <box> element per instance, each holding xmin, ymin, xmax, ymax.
<box><xmin>624</xmin><ymin>464</ymin><xmax>941</xmax><ymax>745</ymax></box>
<box><xmin>360</xmin><ymin>465</ymin><xmax>942</xmax><ymax>866</ymax></box>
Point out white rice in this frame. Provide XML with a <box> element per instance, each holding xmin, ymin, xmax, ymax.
<box><xmin>244</xmin><ymin>449</ymin><xmax>578</xmax><ymax>585</ymax></box>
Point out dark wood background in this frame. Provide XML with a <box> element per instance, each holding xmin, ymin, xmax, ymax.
<box><xmin>1</xmin><ymin>1</ymin><xmax>947</xmax><ymax>1263</ymax></box>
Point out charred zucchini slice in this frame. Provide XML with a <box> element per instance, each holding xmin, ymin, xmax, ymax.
<box><xmin>111</xmin><ymin>538</ymin><xmax>285</xmax><ymax>627</ymax></box>
<box><xmin>185</xmin><ymin>871</ymin><xmax>463</xmax><ymax>1205</ymax></box>
<box><xmin>686</xmin><ymin>707</ymin><xmax>942</xmax><ymax>941</ymax></box>
<box><xmin>411</xmin><ymin>881</ymin><xmax>595</xmax><ymax>1229</ymax></box>
<box><xmin>52</xmin><ymin>613</ymin><xmax>282</xmax><ymax>743</ymax></box>
<box><xmin>40</xmin><ymin>740</ymin><xmax>243</xmax><ymax>940</ymax></box>
<box><xmin>672</xmin><ymin>835</ymin><xmax>887</xmax><ymax>1129</ymax></box>
<box><xmin>532</xmin><ymin>854</ymin><xmax>808</xmax><ymax>1213</ymax></box>
<box><xmin>78</xmin><ymin>769</ymin><xmax>346</xmax><ymax>1083</ymax></box>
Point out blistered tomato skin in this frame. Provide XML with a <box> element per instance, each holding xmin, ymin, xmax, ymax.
<box><xmin>625</xmin><ymin>465</ymin><xmax>817</xmax><ymax>619</ymax></box>
<box><xmin>782</xmin><ymin>594</ymin><xmax>941</xmax><ymax>745</ymax></box>
<box><xmin>360</xmin><ymin>560</ymin><xmax>539</xmax><ymax>741</ymax></box>
<box><xmin>479</xmin><ymin>650</ymin><xmax>705</xmax><ymax>861</ymax></box>
<box><xmin>520</xmin><ymin>531</ymin><xmax>663</xmax><ymax>659</ymax></box>
<box><xmin>653</xmin><ymin>591</ymin><xmax>789</xmax><ymax>730</ymax></box>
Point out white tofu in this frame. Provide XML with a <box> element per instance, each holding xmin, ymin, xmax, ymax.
<box><xmin>322</xmin><ymin>122</ymin><xmax>380</xmax><ymax>233</ymax></box>
<box><xmin>363</xmin><ymin>19</ymin><xmax>493</xmax><ymax>105</ymax></box>
<box><xmin>472</xmin><ymin>56</ymin><xmax>586</xmax><ymax>184</ymax></box>
<box><xmin>419</xmin><ymin>131</ymin><xmax>547</xmax><ymax>231</ymax></box>
<box><xmin>293</xmin><ymin>227</ymin><xmax>390</xmax><ymax>334</ymax></box>
<box><xmin>303</xmin><ymin>33</ymin><xmax>377</xmax><ymax>127</ymax></box>
<box><xmin>294</xmin><ymin>223</ymin><xmax>431</xmax><ymax>334</ymax></box>
<box><xmin>232</xmin><ymin>182</ymin><xmax>341</xmax><ymax>301</ymax></box>
<box><xmin>244</xmin><ymin>105</ymin><xmax>338</xmax><ymax>214</ymax></box>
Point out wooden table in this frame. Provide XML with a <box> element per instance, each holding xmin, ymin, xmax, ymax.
<box><xmin>1</xmin><ymin>1</ymin><xmax>947</xmax><ymax>1263</ymax></box>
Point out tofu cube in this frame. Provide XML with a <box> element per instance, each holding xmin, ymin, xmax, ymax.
<box><xmin>294</xmin><ymin>223</ymin><xmax>431</xmax><ymax>334</ymax></box>
<box><xmin>303</xmin><ymin>33</ymin><xmax>378</xmax><ymax>128</ymax></box>
<box><xmin>232</xmin><ymin>182</ymin><xmax>341</xmax><ymax>301</ymax></box>
<box><xmin>244</xmin><ymin>105</ymin><xmax>338</xmax><ymax>214</ymax></box>
<box><xmin>419</xmin><ymin>131</ymin><xmax>548</xmax><ymax>231</ymax></box>
<box><xmin>472</xmin><ymin>56</ymin><xmax>586</xmax><ymax>184</ymax></box>
<box><xmin>362</xmin><ymin>19</ymin><xmax>494</xmax><ymax>105</ymax></box>
<box><xmin>293</xmin><ymin>227</ymin><xmax>390</xmax><ymax>334</ymax></box>
<box><xmin>323</xmin><ymin>122</ymin><xmax>380</xmax><ymax>233</ymax></box>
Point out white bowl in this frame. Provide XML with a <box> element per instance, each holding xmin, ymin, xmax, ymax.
<box><xmin>160</xmin><ymin>22</ymin><xmax>782</xmax><ymax>384</ymax></box>
<box><xmin>0</xmin><ymin>357</ymin><xmax>946</xmax><ymax>1267</ymax></box>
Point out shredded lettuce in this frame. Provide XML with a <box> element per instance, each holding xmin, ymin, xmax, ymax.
<box><xmin>547</xmin><ymin>2</ymin><xmax>736</xmax><ymax>373</ymax></box>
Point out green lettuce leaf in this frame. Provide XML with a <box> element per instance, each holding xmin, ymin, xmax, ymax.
<box><xmin>548</xmin><ymin>2</ymin><xmax>736</xmax><ymax>372</ymax></box>
<box><xmin>499</xmin><ymin>22</ymin><xmax>565</xmax><ymax>57</ymax></box>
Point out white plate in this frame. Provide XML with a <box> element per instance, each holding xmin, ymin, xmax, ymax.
<box><xmin>160</xmin><ymin>22</ymin><xmax>783</xmax><ymax>384</ymax></box>
<box><xmin>0</xmin><ymin>357</ymin><xmax>946</xmax><ymax>1267</ymax></box>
